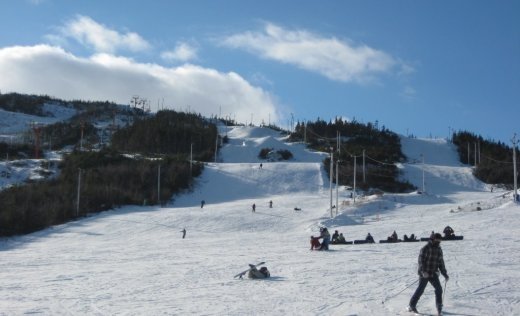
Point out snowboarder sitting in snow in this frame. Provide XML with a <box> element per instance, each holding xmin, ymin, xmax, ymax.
<box><xmin>337</xmin><ymin>233</ymin><xmax>346</xmax><ymax>243</ymax></box>
<box><xmin>248</xmin><ymin>265</ymin><xmax>270</xmax><ymax>279</ymax></box>
<box><xmin>366</xmin><ymin>233</ymin><xmax>375</xmax><ymax>243</ymax></box>
<box><xmin>310</xmin><ymin>236</ymin><xmax>321</xmax><ymax>250</ymax></box>
<box><xmin>316</xmin><ymin>227</ymin><xmax>331</xmax><ymax>250</ymax></box>
<box><xmin>331</xmin><ymin>230</ymin><xmax>340</xmax><ymax>243</ymax></box>
<box><xmin>387</xmin><ymin>230</ymin><xmax>398</xmax><ymax>242</ymax></box>
<box><xmin>404</xmin><ymin>233</ymin><xmax>417</xmax><ymax>241</ymax></box>
<box><xmin>443</xmin><ymin>226</ymin><xmax>455</xmax><ymax>238</ymax></box>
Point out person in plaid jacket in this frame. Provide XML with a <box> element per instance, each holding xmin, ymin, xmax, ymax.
<box><xmin>408</xmin><ymin>233</ymin><xmax>449</xmax><ymax>315</ymax></box>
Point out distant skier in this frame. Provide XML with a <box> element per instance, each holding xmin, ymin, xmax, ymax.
<box><xmin>408</xmin><ymin>233</ymin><xmax>449</xmax><ymax>315</ymax></box>
<box><xmin>201</xmin><ymin>200</ymin><xmax>205</xmax><ymax>208</ymax></box>
<box><xmin>259</xmin><ymin>163</ymin><xmax>263</xmax><ymax>169</ymax></box>
<box><xmin>269</xmin><ymin>200</ymin><xmax>273</xmax><ymax>208</ymax></box>
<box><xmin>252</xmin><ymin>203</ymin><xmax>256</xmax><ymax>212</ymax></box>
<box><xmin>181</xmin><ymin>228</ymin><xmax>186</xmax><ymax>239</ymax></box>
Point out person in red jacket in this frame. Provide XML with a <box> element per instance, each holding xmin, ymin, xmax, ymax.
<box><xmin>310</xmin><ymin>236</ymin><xmax>321</xmax><ymax>250</ymax></box>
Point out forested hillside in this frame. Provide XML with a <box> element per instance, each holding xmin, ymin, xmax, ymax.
<box><xmin>290</xmin><ymin>118</ymin><xmax>415</xmax><ymax>192</ymax></box>
<box><xmin>452</xmin><ymin>131</ymin><xmax>517</xmax><ymax>187</ymax></box>
<box><xmin>0</xmin><ymin>93</ymin><xmax>217</xmax><ymax>236</ymax></box>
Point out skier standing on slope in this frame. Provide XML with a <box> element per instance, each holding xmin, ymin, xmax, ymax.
<box><xmin>408</xmin><ymin>233</ymin><xmax>449</xmax><ymax>315</ymax></box>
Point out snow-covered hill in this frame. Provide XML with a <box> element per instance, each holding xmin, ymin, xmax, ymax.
<box><xmin>0</xmin><ymin>126</ymin><xmax>519</xmax><ymax>315</ymax></box>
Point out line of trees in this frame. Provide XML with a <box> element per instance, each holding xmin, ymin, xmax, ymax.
<box><xmin>452</xmin><ymin>131</ymin><xmax>517</xmax><ymax>186</ymax></box>
<box><xmin>291</xmin><ymin>118</ymin><xmax>415</xmax><ymax>193</ymax></box>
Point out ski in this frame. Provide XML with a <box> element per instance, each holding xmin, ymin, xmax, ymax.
<box><xmin>233</xmin><ymin>261</ymin><xmax>265</xmax><ymax>279</ymax></box>
<box><xmin>405</xmin><ymin>309</ymin><xmax>440</xmax><ymax>316</ymax></box>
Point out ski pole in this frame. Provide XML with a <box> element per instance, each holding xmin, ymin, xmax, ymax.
<box><xmin>442</xmin><ymin>278</ymin><xmax>448</xmax><ymax>302</ymax></box>
<box><xmin>381</xmin><ymin>278</ymin><xmax>419</xmax><ymax>304</ymax></box>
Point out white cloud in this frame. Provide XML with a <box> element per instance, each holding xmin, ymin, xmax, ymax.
<box><xmin>161</xmin><ymin>42</ymin><xmax>198</xmax><ymax>62</ymax></box>
<box><xmin>222</xmin><ymin>22</ymin><xmax>411</xmax><ymax>84</ymax></box>
<box><xmin>58</xmin><ymin>15</ymin><xmax>150</xmax><ymax>54</ymax></box>
<box><xmin>0</xmin><ymin>45</ymin><xmax>280</xmax><ymax>125</ymax></box>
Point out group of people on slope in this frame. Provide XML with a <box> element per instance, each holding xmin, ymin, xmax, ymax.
<box><xmin>387</xmin><ymin>230</ymin><xmax>418</xmax><ymax>242</ymax></box>
<box><xmin>310</xmin><ymin>227</ymin><xmax>331</xmax><ymax>250</ymax></box>
<box><xmin>331</xmin><ymin>230</ymin><xmax>348</xmax><ymax>244</ymax></box>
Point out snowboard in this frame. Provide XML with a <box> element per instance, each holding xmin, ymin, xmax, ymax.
<box><xmin>233</xmin><ymin>261</ymin><xmax>265</xmax><ymax>279</ymax></box>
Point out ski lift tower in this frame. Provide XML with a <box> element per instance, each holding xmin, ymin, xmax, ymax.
<box><xmin>29</xmin><ymin>121</ymin><xmax>45</xmax><ymax>159</ymax></box>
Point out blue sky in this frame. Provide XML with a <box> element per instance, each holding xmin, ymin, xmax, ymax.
<box><xmin>0</xmin><ymin>0</ymin><xmax>518</xmax><ymax>144</ymax></box>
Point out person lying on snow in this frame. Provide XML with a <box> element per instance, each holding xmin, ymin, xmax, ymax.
<box><xmin>310</xmin><ymin>236</ymin><xmax>321</xmax><ymax>250</ymax></box>
<box><xmin>248</xmin><ymin>265</ymin><xmax>270</xmax><ymax>279</ymax></box>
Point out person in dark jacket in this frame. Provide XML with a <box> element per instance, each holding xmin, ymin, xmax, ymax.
<box><xmin>443</xmin><ymin>226</ymin><xmax>455</xmax><ymax>238</ymax></box>
<box><xmin>408</xmin><ymin>233</ymin><xmax>449</xmax><ymax>315</ymax></box>
<box><xmin>331</xmin><ymin>230</ymin><xmax>340</xmax><ymax>243</ymax></box>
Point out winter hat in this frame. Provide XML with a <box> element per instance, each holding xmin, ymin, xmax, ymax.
<box><xmin>432</xmin><ymin>233</ymin><xmax>443</xmax><ymax>240</ymax></box>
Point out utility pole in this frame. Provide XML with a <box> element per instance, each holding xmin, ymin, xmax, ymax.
<box><xmin>421</xmin><ymin>154</ymin><xmax>425</xmax><ymax>193</ymax></box>
<box><xmin>336</xmin><ymin>131</ymin><xmax>340</xmax><ymax>153</ymax></box>
<box><xmin>512</xmin><ymin>134</ymin><xmax>518</xmax><ymax>203</ymax></box>
<box><xmin>76</xmin><ymin>168</ymin><xmax>81</xmax><ymax>217</ymax></box>
<box><xmin>329</xmin><ymin>148</ymin><xmax>333</xmax><ymax>218</ymax></box>
<box><xmin>190</xmin><ymin>143</ymin><xmax>193</xmax><ymax>177</ymax></box>
<box><xmin>474</xmin><ymin>142</ymin><xmax>477</xmax><ymax>168</ymax></box>
<box><xmin>304</xmin><ymin>122</ymin><xmax>307</xmax><ymax>144</ymax></box>
<box><xmin>467</xmin><ymin>143</ymin><xmax>470</xmax><ymax>165</ymax></box>
<box><xmin>80</xmin><ymin>121</ymin><xmax>85</xmax><ymax>151</ymax></box>
<box><xmin>215</xmin><ymin>134</ymin><xmax>219</xmax><ymax>162</ymax></box>
<box><xmin>478</xmin><ymin>140</ymin><xmax>481</xmax><ymax>164</ymax></box>
<box><xmin>335</xmin><ymin>158</ymin><xmax>339</xmax><ymax>217</ymax></box>
<box><xmin>362</xmin><ymin>149</ymin><xmax>366</xmax><ymax>183</ymax></box>
<box><xmin>353</xmin><ymin>155</ymin><xmax>357</xmax><ymax>204</ymax></box>
<box><xmin>157</xmin><ymin>164</ymin><xmax>161</xmax><ymax>205</ymax></box>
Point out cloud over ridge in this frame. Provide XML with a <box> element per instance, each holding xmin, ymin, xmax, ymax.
<box><xmin>0</xmin><ymin>45</ymin><xmax>279</xmax><ymax>125</ymax></box>
<box><xmin>222</xmin><ymin>22</ymin><xmax>406</xmax><ymax>83</ymax></box>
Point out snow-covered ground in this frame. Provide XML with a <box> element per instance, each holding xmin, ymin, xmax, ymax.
<box><xmin>1</xmin><ymin>126</ymin><xmax>519</xmax><ymax>315</ymax></box>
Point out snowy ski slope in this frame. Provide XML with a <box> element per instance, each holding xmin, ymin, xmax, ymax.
<box><xmin>0</xmin><ymin>126</ymin><xmax>519</xmax><ymax>315</ymax></box>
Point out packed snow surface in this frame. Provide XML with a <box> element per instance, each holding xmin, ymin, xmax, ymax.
<box><xmin>1</xmin><ymin>126</ymin><xmax>519</xmax><ymax>315</ymax></box>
